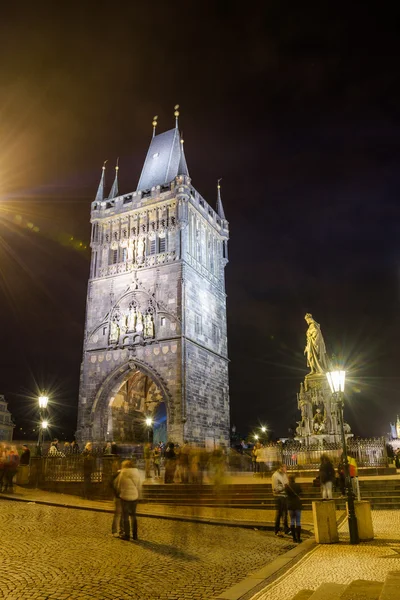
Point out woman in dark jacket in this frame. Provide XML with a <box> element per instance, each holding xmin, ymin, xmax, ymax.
<box><xmin>285</xmin><ymin>475</ymin><xmax>302</xmax><ymax>543</ymax></box>
<box><xmin>319</xmin><ymin>454</ymin><xmax>335</xmax><ymax>499</ymax></box>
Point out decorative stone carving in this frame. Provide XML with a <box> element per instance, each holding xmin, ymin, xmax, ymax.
<box><xmin>109</xmin><ymin>318</ymin><xmax>119</xmax><ymax>344</ymax></box>
<box><xmin>144</xmin><ymin>313</ymin><xmax>154</xmax><ymax>338</ymax></box>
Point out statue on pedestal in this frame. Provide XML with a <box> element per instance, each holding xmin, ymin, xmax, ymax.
<box><xmin>304</xmin><ymin>313</ymin><xmax>328</xmax><ymax>375</ymax></box>
<box><xmin>109</xmin><ymin>319</ymin><xmax>119</xmax><ymax>344</ymax></box>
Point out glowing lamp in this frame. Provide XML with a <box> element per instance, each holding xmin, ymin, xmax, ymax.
<box><xmin>326</xmin><ymin>370</ymin><xmax>346</xmax><ymax>394</ymax></box>
<box><xmin>39</xmin><ymin>395</ymin><xmax>49</xmax><ymax>409</ymax></box>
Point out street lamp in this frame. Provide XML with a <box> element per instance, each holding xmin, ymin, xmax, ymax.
<box><xmin>145</xmin><ymin>417</ymin><xmax>153</xmax><ymax>442</ymax></box>
<box><xmin>37</xmin><ymin>393</ymin><xmax>49</xmax><ymax>456</ymax></box>
<box><xmin>326</xmin><ymin>369</ymin><xmax>359</xmax><ymax>545</ymax></box>
<box><xmin>254</xmin><ymin>434</ymin><xmax>259</xmax><ymax>440</ymax></box>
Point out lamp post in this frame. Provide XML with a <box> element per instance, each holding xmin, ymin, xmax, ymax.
<box><xmin>145</xmin><ymin>417</ymin><xmax>153</xmax><ymax>443</ymax></box>
<box><xmin>326</xmin><ymin>370</ymin><xmax>359</xmax><ymax>545</ymax></box>
<box><xmin>37</xmin><ymin>394</ymin><xmax>49</xmax><ymax>456</ymax></box>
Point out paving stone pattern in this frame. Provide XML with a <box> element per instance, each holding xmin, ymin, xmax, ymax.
<box><xmin>251</xmin><ymin>511</ymin><xmax>400</xmax><ymax>600</ymax></box>
<box><xmin>0</xmin><ymin>500</ymin><xmax>290</xmax><ymax>600</ymax></box>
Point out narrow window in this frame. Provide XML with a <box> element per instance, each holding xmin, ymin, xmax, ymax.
<box><xmin>212</xmin><ymin>323</ymin><xmax>219</xmax><ymax>344</ymax></box>
<box><xmin>109</xmin><ymin>249</ymin><xmax>118</xmax><ymax>265</ymax></box>
<box><xmin>195</xmin><ymin>314</ymin><xmax>202</xmax><ymax>335</ymax></box>
<box><xmin>159</xmin><ymin>236</ymin><xmax>166</xmax><ymax>253</ymax></box>
<box><xmin>149</xmin><ymin>238</ymin><xmax>156</xmax><ymax>255</ymax></box>
<box><xmin>161</xmin><ymin>317</ymin><xmax>166</xmax><ymax>326</ymax></box>
<box><xmin>121</xmin><ymin>247</ymin><xmax>127</xmax><ymax>262</ymax></box>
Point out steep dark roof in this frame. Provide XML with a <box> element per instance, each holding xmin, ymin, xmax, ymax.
<box><xmin>137</xmin><ymin>127</ymin><xmax>189</xmax><ymax>191</ymax></box>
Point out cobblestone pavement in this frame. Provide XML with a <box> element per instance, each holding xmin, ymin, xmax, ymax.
<box><xmin>0</xmin><ymin>500</ymin><xmax>291</xmax><ymax>600</ymax></box>
<box><xmin>0</xmin><ymin>486</ymin><xmax>318</xmax><ymax>527</ymax></box>
<box><xmin>251</xmin><ymin>511</ymin><xmax>400</xmax><ymax>600</ymax></box>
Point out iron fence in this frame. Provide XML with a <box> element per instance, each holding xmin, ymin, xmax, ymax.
<box><xmin>232</xmin><ymin>438</ymin><xmax>388</xmax><ymax>472</ymax></box>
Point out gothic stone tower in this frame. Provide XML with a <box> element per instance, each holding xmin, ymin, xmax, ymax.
<box><xmin>76</xmin><ymin>111</ymin><xmax>230</xmax><ymax>447</ymax></box>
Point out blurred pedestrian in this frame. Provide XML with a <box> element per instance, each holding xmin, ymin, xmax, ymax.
<box><xmin>272</xmin><ymin>463</ymin><xmax>289</xmax><ymax>536</ymax></box>
<box><xmin>319</xmin><ymin>454</ymin><xmax>335</xmax><ymax>499</ymax></box>
<box><xmin>4</xmin><ymin>446</ymin><xmax>20</xmax><ymax>493</ymax></box>
<box><xmin>0</xmin><ymin>444</ymin><xmax>6</xmax><ymax>492</ymax></box>
<box><xmin>180</xmin><ymin>441</ymin><xmax>191</xmax><ymax>484</ymax></box>
<box><xmin>19</xmin><ymin>445</ymin><xmax>31</xmax><ymax>465</ymax></box>
<box><xmin>164</xmin><ymin>442</ymin><xmax>176</xmax><ymax>483</ymax></box>
<box><xmin>285</xmin><ymin>475</ymin><xmax>302</xmax><ymax>543</ymax></box>
<box><xmin>144</xmin><ymin>443</ymin><xmax>152</xmax><ymax>479</ymax></box>
<box><xmin>152</xmin><ymin>445</ymin><xmax>161</xmax><ymax>479</ymax></box>
<box><xmin>82</xmin><ymin>442</ymin><xmax>94</xmax><ymax>499</ymax></box>
<box><xmin>114</xmin><ymin>459</ymin><xmax>142</xmax><ymax>541</ymax></box>
<box><xmin>110</xmin><ymin>459</ymin><xmax>123</xmax><ymax>538</ymax></box>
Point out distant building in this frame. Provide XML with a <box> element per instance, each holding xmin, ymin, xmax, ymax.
<box><xmin>0</xmin><ymin>395</ymin><xmax>15</xmax><ymax>441</ymax></box>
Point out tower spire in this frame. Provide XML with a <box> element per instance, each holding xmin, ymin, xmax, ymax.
<box><xmin>108</xmin><ymin>158</ymin><xmax>119</xmax><ymax>199</ymax></box>
<box><xmin>178</xmin><ymin>134</ymin><xmax>189</xmax><ymax>177</ymax></box>
<box><xmin>152</xmin><ymin>115</ymin><xmax>158</xmax><ymax>138</ymax></box>
<box><xmin>216</xmin><ymin>178</ymin><xmax>226</xmax><ymax>220</ymax></box>
<box><xmin>95</xmin><ymin>160</ymin><xmax>107</xmax><ymax>202</ymax></box>
<box><xmin>174</xmin><ymin>104</ymin><xmax>180</xmax><ymax>128</ymax></box>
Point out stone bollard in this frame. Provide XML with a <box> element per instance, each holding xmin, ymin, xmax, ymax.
<box><xmin>312</xmin><ymin>500</ymin><xmax>339</xmax><ymax>543</ymax></box>
<box><xmin>347</xmin><ymin>500</ymin><xmax>374</xmax><ymax>541</ymax></box>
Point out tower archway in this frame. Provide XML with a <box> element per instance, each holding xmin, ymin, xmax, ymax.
<box><xmin>90</xmin><ymin>359</ymin><xmax>171</xmax><ymax>443</ymax></box>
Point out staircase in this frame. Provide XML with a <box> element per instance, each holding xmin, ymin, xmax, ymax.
<box><xmin>290</xmin><ymin>570</ymin><xmax>400</xmax><ymax>599</ymax></box>
<box><xmin>142</xmin><ymin>480</ymin><xmax>400</xmax><ymax>510</ymax></box>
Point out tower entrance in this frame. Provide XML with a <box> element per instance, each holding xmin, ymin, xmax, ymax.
<box><xmin>107</xmin><ymin>370</ymin><xmax>166</xmax><ymax>444</ymax></box>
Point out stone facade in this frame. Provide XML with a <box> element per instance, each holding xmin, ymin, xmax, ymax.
<box><xmin>76</xmin><ymin>119</ymin><xmax>230</xmax><ymax>446</ymax></box>
<box><xmin>0</xmin><ymin>395</ymin><xmax>15</xmax><ymax>441</ymax></box>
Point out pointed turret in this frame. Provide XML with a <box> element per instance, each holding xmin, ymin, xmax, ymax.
<box><xmin>216</xmin><ymin>179</ymin><xmax>226</xmax><ymax>220</ymax></box>
<box><xmin>108</xmin><ymin>159</ymin><xmax>119</xmax><ymax>199</ymax></box>
<box><xmin>95</xmin><ymin>161</ymin><xmax>107</xmax><ymax>202</ymax></box>
<box><xmin>178</xmin><ymin>136</ymin><xmax>189</xmax><ymax>177</ymax></box>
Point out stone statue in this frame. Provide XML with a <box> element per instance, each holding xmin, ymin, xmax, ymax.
<box><xmin>313</xmin><ymin>408</ymin><xmax>324</xmax><ymax>433</ymax></box>
<box><xmin>304</xmin><ymin>313</ymin><xmax>328</xmax><ymax>374</ymax></box>
<box><xmin>127</xmin><ymin>306</ymin><xmax>137</xmax><ymax>332</ymax></box>
<box><xmin>127</xmin><ymin>240</ymin><xmax>135</xmax><ymax>262</ymax></box>
<box><xmin>110</xmin><ymin>319</ymin><xmax>119</xmax><ymax>344</ymax></box>
<box><xmin>137</xmin><ymin>237</ymin><xmax>145</xmax><ymax>261</ymax></box>
<box><xmin>144</xmin><ymin>313</ymin><xmax>154</xmax><ymax>338</ymax></box>
<box><xmin>136</xmin><ymin>311</ymin><xmax>143</xmax><ymax>333</ymax></box>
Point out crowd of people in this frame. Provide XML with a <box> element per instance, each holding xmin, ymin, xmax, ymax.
<box><xmin>271</xmin><ymin>452</ymin><xmax>360</xmax><ymax>543</ymax></box>
<box><xmin>0</xmin><ymin>443</ymin><xmax>30</xmax><ymax>493</ymax></box>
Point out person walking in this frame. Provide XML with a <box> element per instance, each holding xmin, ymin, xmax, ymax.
<box><xmin>144</xmin><ymin>443</ymin><xmax>152</xmax><ymax>479</ymax></box>
<box><xmin>110</xmin><ymin>459</ymin><xmax>123</xmax><ymax>538</ymax></box>
<box><xmin>152</xmin><ymin>445</ymin><xmax>161</xmax><ymax>479</ymax></box>
<box><xmin>285</xmin><ymin>475</ymin><xmax>303</xmax><ymax>543</ymax></box>
<box><xmin>164</xmin><ymin>442</ymin><xmax>177</xmax><ymax>483</ymax></box>
<box><xmin>271</xmin><ymin>463</ymin><xmax>290</xmax><ymax>536</ymax></box>
<box><xmin>82</xmin><ymin>442</ymin><xmax>94</xmax><ymax>499</ymax></box>
<box><xmin>114</xmin><ymin>459</ymin><xmax>142</xmax><ymax>541</ymax></box>
<box><xmin>319</xmin><ymin>454</ymin><xmax>335</xmax><ymax>499</ymax></box>
<box><xmin>4</xmin><ymin>446</ymin><xmax>20</xmax><ymax>493</ymax></box>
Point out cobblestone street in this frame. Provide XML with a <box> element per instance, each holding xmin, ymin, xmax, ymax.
<box><xmin>0</xmin><ymin>500</ymin><xmax>290</xmax><ymax>600</ymax></box>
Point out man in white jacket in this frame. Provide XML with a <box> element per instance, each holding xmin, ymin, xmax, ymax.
<box><xmin>271</xmin><ymin>463</ymin><xmax>290</xmax><ymax>536</ymax></box>
<box><xmin>115</xmin><ymin>459</ymin><xmax>142</xmax><ymax>541</ymax></box>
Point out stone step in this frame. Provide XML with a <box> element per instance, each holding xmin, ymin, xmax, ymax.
<box><xmin>379</xmin><ymin>571</ymin><xmax>400</xmax><ymax>600</ymax></box>
<box><xmin>290</xmin><ymin>590</ymin><xmax>314</xmax><ymax>600</ymax></box>
<box><xmin>339</xmin><ymin>579</ymin><xmax>383</xmax><ymax>599</ymax></box>
<box><xmin>309</xmin><ymin>583</ymin><xmax>347</xmax><ymax>599</ymax></box>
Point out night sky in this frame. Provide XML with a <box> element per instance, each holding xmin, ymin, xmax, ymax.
<box><xmin>0</xmin><ymin>3</ymin><xmax>399</xmax><ymax>441</ymax></box>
